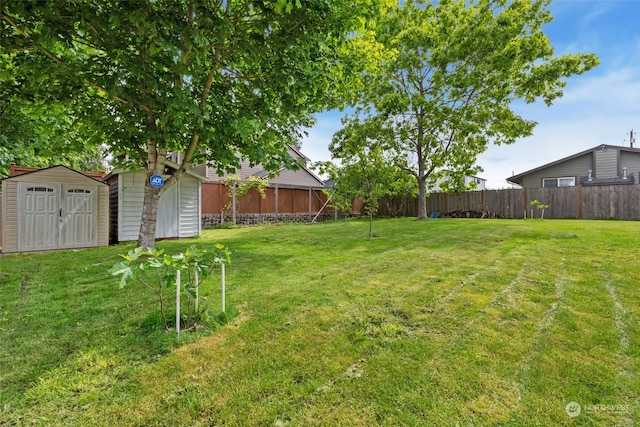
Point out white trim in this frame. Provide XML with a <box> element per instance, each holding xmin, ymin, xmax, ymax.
<box><xmin>542</xmin><ymin>176</ymin><xmax>576</xmax><ymax>188</ymax></box>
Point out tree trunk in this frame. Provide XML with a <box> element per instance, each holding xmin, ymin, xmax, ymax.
<box><xmin>137</xmin><ymin>176</ymin><xmax>162</xmax><ymax>250</ymax></box>
<box><xmin>418</xmin><ymin>176</ymin><xmax>428</xmax><ymax>220</ymax></box>
<box><xmin>369</xmin><ymin>212</ymin><xmax>373</xmax><ymax>238</ymax></box>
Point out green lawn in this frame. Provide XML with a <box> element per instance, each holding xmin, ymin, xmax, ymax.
<box><xmin>1</xmin><ymin>218</ymin><xmax>638</xmax><ymax>426</ymax></box>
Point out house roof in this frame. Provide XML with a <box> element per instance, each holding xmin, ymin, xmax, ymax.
<box><xmin>2</xmin><ymin>164</ymin><xmax>108</xmax><ymax>184</ymax></box>
<box><xmin>506</xmin><ymin>144</ymin><xmax>640</xmax><ymax>186</ymax></box>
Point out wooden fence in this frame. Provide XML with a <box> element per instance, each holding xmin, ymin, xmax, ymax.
<box><xmin>201</xmin><ymin>181</ymin><xmax>332</xmax><ymax>223</ymax></box>
<box><xmin>379</xmin><ymin>184</ymin><xmax>640</xmax><ymax>220</ymax></box>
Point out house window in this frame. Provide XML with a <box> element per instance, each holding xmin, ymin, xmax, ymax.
<box><xmin>542</xmin><ymin>177</ymin><xmax>575</xmax><ymax>188</ymax></box>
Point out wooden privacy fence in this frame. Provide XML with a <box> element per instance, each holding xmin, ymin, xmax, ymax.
<box><xmin>201</xmin><ymin>181</ymin><xmax>332</xmax><ymax>225</ymax></box>
<box><xmin>379</xmin><ymin>184</ymin><xmax>640</xmax><ymax>220</ymax></box>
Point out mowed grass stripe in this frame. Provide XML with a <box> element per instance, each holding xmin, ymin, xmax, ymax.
<box><xmin>417</xmin><ymin>244</ymin><xmax>565</xmax><ymax>423</ymax></box>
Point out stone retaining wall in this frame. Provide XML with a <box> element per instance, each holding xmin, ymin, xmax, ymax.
<box><xmin>202</xmin><ymin>213</ymin><xmax>335</xmax><ymax>228</ymax></box>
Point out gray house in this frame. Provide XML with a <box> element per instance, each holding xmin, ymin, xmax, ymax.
<box><xmin>507</xmin><ymin>144</ymin><xmax>640</xmax><ymax>188</ymax></box>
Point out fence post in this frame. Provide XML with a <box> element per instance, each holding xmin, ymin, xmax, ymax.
<box><xmin>275</xmin><ymin>184</ymin><xmax>279</xmax><ymax>223</ymax></box>
<box><xmin>232</xmin><ymin>181</ymin><xmax>237</xmax><ymax>225</ymax></box>
<box><xmin>308</xmin><ymin>188</ymin><xmax>312</xmax><ymax>222</ymax></box>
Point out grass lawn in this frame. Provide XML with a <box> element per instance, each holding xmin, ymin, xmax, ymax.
<box><xmin>0</xmin><ymin>218</ymin><xmax>638</xmax><ymax>426</ymax></box>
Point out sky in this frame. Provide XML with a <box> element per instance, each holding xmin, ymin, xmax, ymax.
<box><xmin>298</xmin><ymin>0</ymin><xmax>640</xmax><ymax>189</ymax></box>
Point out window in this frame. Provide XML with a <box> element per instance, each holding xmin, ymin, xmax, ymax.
<box><xmin>542</xmin><ymin>177</ymin><xmax>575</xmax><ymax>188</ymax></box>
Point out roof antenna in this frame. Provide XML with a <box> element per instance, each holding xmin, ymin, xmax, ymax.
<box><xmin>631</xmin><ymin>129</ymin><xmax>635</xmax><ymax>148</ymax></box>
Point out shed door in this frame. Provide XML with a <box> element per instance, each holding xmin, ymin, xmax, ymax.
<box><xmin>18</xmin><ymin>183</ymin><xmax>60</xmax><ymax>252</ymax></box>
<box><xmin>18</xmin><ymin>182</ymin><xmax>99</xmax><ymax>251</ymax></box>
<box><xmin>61</xmin><ymin>185</ymin><xmax>98</xmax><ymax>249</ymax></box>
<box><xmin>156</xmin><ymin>182</ymin><xmax>178</xmax><ymax>238</ymax></box>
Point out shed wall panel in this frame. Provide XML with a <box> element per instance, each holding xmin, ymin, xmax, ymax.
<box><xmin>2</xmin><ymin>181</ymin><xmax>19</xmax><ymax>253</ymax></box>
<box><xmin>116</xmin><ymin>171</ymin><xmax>201</xmax><ymax>241</ymax></box>
<box><xmin>178</xmin><ymin>176</ymin><xmax>201</xmax><ymax>237</ymax></box>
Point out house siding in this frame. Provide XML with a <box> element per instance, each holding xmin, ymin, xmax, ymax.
<box><xmin>620</xmin><ymin>151</ymin><xmax>640</xmax><ymax>181</ymax></box>
<box><xmin>1</xmin><ymin>167</ymin><xmax>108</xmax><ymax>253</ymax></box>
<box><xmin>521</xmin><ymin>153</ymin><xmax>593</xmax><ymax>188</ymax></box>
<box><xmin>269</xmin><ymin>168</ymin><xmax>324</xmax><ymax>187</ymax></box>
<box><xmin>203</xmin><ymin>147</ymin><xmax>322</xmax><ymax>187</ymax></box>
<box><xmin>594</xmin><ymin>149</ymin><xmax>618</xmax><ymax>178</ymax></box>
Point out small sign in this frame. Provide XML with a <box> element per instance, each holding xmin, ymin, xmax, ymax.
<box><xmin>150</xmin><ymin>174</ymin><xmax>164</xmax><ymax>188</ymax></box>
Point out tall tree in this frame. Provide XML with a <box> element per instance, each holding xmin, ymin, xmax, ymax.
<box><xmin>1</xmin><ymin>0</ymin><xmax>387</xmax><ymax>248</ymax></box>
<box><xmin>334</xmin><ymin>0</ymin><xmax>599</xmax><ymax>219</ymax></box>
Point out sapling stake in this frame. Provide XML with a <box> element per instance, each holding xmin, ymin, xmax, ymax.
<box><xmin>176</xmin><ymin>270</ymin><xmax>181</xmax><ymax>339</ymax></box>
<box><xmin>221</xmin><ymin>263</ymin><xmax>226</xmax><ymax>313</ymax></box>
<box><xmin>195</xmin><ymin>269</ymin><xmax>199</xmax><ymax>313</ymax></box>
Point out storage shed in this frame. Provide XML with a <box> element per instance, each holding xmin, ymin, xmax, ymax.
<box><xmin>1</xmin><ymin>165</ymin><xmax>109</xmax><ymax>253</ymax></box>
<box><xmin>105</xmin><ymin>164</ymin><xmax>204</xmax><ymax>243</ymax></box>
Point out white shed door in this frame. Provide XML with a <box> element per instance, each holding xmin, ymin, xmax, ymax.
<box><xmin>18</xmin><ymin>182</ymin><xmax>98</xmax><ymax>251</ymax></box>
<box><xmin>156</xmin><ymin>182</ymin><xmax>178</xmax><ymax>238</ymax></box>
<box><xmin>19</xmin><ymin>183</ymin><xmax>60</xmax><ymax>252</ymax></box>
<box><xmin>61</xmin><ymin>184</ymin><xmax>98</xmax><ymax>249</ymax></box>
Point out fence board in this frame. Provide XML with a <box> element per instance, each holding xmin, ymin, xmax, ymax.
<box><xmin>380</xmin><ymin>184</ymin><xmax>640</xmax><ymax>220</ymax></box>
<box><xmin>201</xmin><ymin>181</ymin><xmax>328</xmax><ymax>216</ymax></box>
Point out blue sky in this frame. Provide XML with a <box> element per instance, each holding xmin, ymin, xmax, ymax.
<box><xmin>299</xmin><ymin>0</ymin><xmax>640</xmax><ymax>188</ymax></box>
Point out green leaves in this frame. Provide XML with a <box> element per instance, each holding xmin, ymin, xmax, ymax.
<box><xmin>109</xmin><ymin>244</ymin><xmax>231</xmax><ymax>330</ymax></box>
<box><xmin>332</xmin><ymin>0</ymin><xmax>598</xmax><ymax>219</ymax></box>
<box><xmin>3</xmin><ymin>0</ymin><xmax>391</xmax><ymax>244</ymax></box>
<box><xmin>108</xmin><ymin>262</ymin><xmax>135</xmax><ymax>290</ymax></box>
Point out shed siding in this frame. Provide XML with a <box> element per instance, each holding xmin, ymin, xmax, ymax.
<box><xmin>96</xmin><ymin>185</ymin><xmax>109</xmax><ymax>247</ymax></box>
<box><xmin>1</xmin><ymin>181</ymin><xmax>19</xmax><ymax>252</ymax></box>
<box><xmin>178</xmin><ymin>176</ymin><xmax>201</xmax><ymax>236</ymax></box>
<box><xmin>594</xmin><ymin>149</ymin><xmax>618</xmax><ymax>178</ymax></box>
<box><xmin>521</xmin><ymin>154</ymin><xmax>593</xmax><ymax>188</ymax></box>
<box><xmin>116</xmin><ymin>171</ymin><xmax>201</xmax><ymax>242</ymax></box>
<box><xmin>118</xmin><ymin>171</ymin><xmax>146</xmax><ymax>241</ymax></box>
<box><xmin>107</xmin><ymin>175</ymin><xmax>119</xmax><ymax>244</ymax></box>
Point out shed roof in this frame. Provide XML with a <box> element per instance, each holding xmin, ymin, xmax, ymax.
<box><xmin>3</xmin><ymin>164</ymin><xmax>108</xmax><ymax>184</ymax></box>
